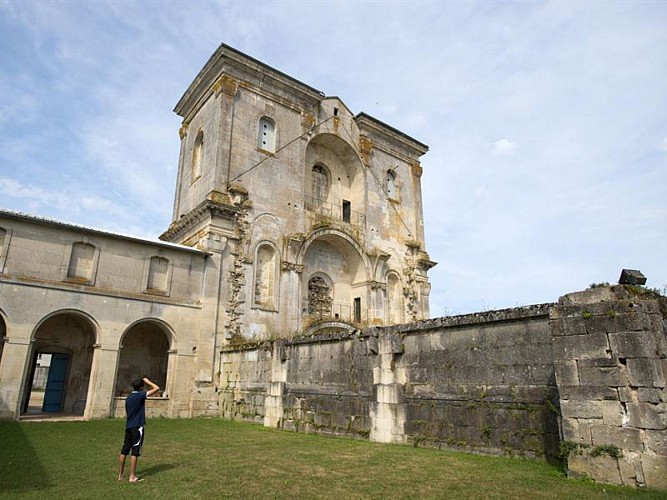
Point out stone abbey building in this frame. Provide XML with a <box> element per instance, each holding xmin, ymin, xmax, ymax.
<box><xmin>0</xmin><ymin>44</ymin><xmax>434</xmax><ymax>421</ymax></box>
<box><xmin>1</xmin><ymin>44</ymin><xmax>665</xmax><ymax>489</ymax></box>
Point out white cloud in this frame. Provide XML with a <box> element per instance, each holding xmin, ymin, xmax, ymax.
<box><xmin>491</xmin><ymin>139</ymin><xmax>518</xmax><ymax>156</ymax></box>
<box><xmin>660</xmin><ymin>136</ymin><xmax>667</xmax><ymax>152</ymax></box>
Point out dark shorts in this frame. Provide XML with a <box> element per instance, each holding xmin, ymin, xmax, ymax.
<box><xmin>121</xmin><ymin>426</ymin><xmax>144</xmax><ymax>457</ymax></box>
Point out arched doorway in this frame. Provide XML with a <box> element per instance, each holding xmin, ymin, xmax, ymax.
<box><xmin>116</xmin><ymin>320</ymin><xmax>171</xmax><ymax>397</ymax></box>
<box><xmin>22</xmin><ymin>312</ymin><xmax>96</xmax><ymax>416</ymax></box>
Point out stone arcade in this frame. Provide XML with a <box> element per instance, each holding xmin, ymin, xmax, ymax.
<box><xmin>0</xmin><ymin>45</ymin><xmax>665</xmax><ymax>489</ymax></box>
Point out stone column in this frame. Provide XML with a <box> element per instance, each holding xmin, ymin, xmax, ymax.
<box><xmin>0</xmin><ymin>332</ymin><xmax>32</xmax><ymax>419</ymax></box>
<box><xmin>264</xmin><ymin>341</ymin><xmax>286</xmax><ymax>428</ymax></box>
<box><xmin>551</xmin><ymin>286</ymin><xmax>667</xmax><ymax>490</ymax></box>
<box><xmin>84</xmin><ymin>343</ymin><xmax>120</xmax><ymax>419</ymax></box>
<box><xmin>369</xmin><ymin>333</ymin><xmax>407</xmax><ymax>444</ymax></box>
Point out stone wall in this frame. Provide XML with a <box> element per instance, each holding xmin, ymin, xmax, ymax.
<box><xmin>551</xmin><ymin>286</ymin><xmax>667</xmax><ymax>489</ymax></box>
<box><xmin>219</xmin><ymin>304</ymin><xmax>560</xmax><ymax>459</ymax></box>
<box><xmin>396</xmin><ymin>305</ymin><xmax>559</xmax><ymax>459</ymax></box>
<box><xmin>218</xmin><ymin>286</ymin><xmax>667</xmax><ymax>489</ymax></box>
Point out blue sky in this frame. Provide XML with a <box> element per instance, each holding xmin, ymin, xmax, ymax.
<box><xmin>1</xmin><ymin>1</ymin><xmax>665</xmax><ymax>316</ymax></box>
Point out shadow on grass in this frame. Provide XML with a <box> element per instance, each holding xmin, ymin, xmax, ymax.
<box><xmin>0</xmin><ymin>422</ymin><xmax>51</xmax><ymax>492</ymax></box>
<box><xmin>140</xmin><ymin>463</ymin><xmax>178</xmax><ymax>478</ymax></box>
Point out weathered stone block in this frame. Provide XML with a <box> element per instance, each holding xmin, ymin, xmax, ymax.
<box><xmin>618</xmin><ymin>451</ymin><xmax>643</xmax><ymax>487</ymax></box>
<box><xmin>567</xmin><ymin>453</ymin><xmax>622</xmax><ymax>485</ymax></box>
<box><xmin>642</xmin><ymin>454</ymin><xmax>667</xmax><ymax>490</ymax></box>
<box><xmin>561</xmin><ymin>400</ymin><xmax>603</xmax><ymax>419</ymax></box>
<box><xmin>554</xmin><ymin>360</ymin><xmax>579</xmax><ymax>385</ymax></box>
<box><xmin>620</xmin><ymin>387</ymin><xmax>666</xmax><ymax>403</ymax></box>
<box><xmin>600</xmin><ymin>401</ymin><xmax>625</xmax><ymax>426</ymax></box>
<box><xmin>627</xmin><ymin>358</ymin><xmax>665</xmax><ymax>388</ymax></box>
<box><xmin>609</xmin><ymin>331</ymin><xmax>661</xmax><ymax>359</ymax></box>
<box><xmin>626</xmin><ymin>402</ymin><xmax>667</xmax><ymax>430</ymax></box>
<box><xmin>645</xmin><ymin>430</ymin><xmax>667</xmax><ymax>455</ymax></box>
<box><xmin>552</xmin><ymin>333</ymin><xmax>609</xmax><ymax>360</ymax></box>
<box><xmin>591</xmin><ymin>424</ymin><xmax>643</xmax><ymax>452</ymax></box>
<box><xmin>561</xmin><ymin>417</ymin><xmax>592</xmax><ymax>445</ymax></box>
<box><xmin>559</xmin><ymin>385</ymin><xmax>619</xmax><ymax>401</ymax></box>
<box><xmin>578</xmin><ymin>359</ymin><xmax>628</xmax><ymax>387</ymax></box>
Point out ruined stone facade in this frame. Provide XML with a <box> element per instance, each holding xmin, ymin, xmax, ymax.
<box><xmin>160</xmin><ymin>44</ymin><xmax>435</xmax><ymax>339</ymax></box>
<box><xmin>0</xmin><ymin>45</ymin><xmax>664</xmax><ymax>490</ymax></box>
<box><xmin>0</xmin><ymin>44</ymin><xmax>434</xmax><ymax>422</ymax></box>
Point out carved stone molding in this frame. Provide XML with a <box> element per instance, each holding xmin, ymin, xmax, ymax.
<box><xmin>281</xmin><ymin>261</ymin><xmax>304</xmax><ymax>273</ymax></box>
<box><xmin>369</xmin><ymin>280</ymin><xmax>387</xmax><ymax>291</ymax></box>
<box><xmin>179</xmin><ymin>123</ymin><xmax>189</xmax><ymax>140</ymax></box>
<box><xmin>213</xmin><ymin>75</ymin><xmax>238</xmax><ymax>97</ymax></box>
<box><xmin>159</xmin><ymin>199</ymin><xmax>240</xmax><ymax>242</ymax></box>
<box><xmin>301</xmin><ymin>112</ymin><xmax>316</xmax><ymax>131</ymax></box>
<box><xmin>411</xmin><ymin>160</ymin><xmax>423</xmax><ymax>178</ymax></box>
<box><xmin>359</xmin><ymin>135</ymin><xmax>373</xmax><ymax>165</ymax></box>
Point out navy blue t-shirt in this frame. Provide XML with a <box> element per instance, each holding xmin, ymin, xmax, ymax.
<box><xmin>125</xmin><ymin>391</ymin><xmax>148</xmax><ymax>429</ymax></box>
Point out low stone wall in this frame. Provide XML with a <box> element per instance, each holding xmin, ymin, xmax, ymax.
<box><xmin>219</xmin><ymin>304</ymin><xmax>560</xmax><ymax>459</ymax></box>
<box><xmin>395</xmin><ymin>305</ymin><xmax>559</xmax><ymax>459</ymax></box>
<box><xmin>218</xmin><ymin>286</ymin><xmax>666</xmax><ymax>489</ymax></box>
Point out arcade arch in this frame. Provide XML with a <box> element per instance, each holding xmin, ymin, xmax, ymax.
<box><xmin>23</xmin><ymin>311</ymin><xmax>97</xmax><ymax>416</ymax></box>
<box><xmin>116</xmin><ymin>320</ymin><xmax>172</xmax><ymax>396</ymax></box>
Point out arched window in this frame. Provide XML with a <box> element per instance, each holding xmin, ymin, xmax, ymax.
<box><xmin>307</xmin><ymin>274</ymin><xmax>332</xmax><ymax>320</ymax></box>
<box><xmin>386</xmin><ymin>169</ymin><xmax>397</xmax><ymax>199</ymax></box>
<box><xmin>147</xmin><ymin>256</ymin><xmax>170</xmax><ymax>293</ymax></box>
<box><xmin>67</xmin><ymin>242</ymin><xmax>96</xmax><ymax>282</ymax></box>
<box><xmin>386</xmin><ymin>273</ymin><xmax>402</xmax><ymax>324</ymax></box>
<box><xmin>191</xmin><ymin>130</ymin><xmax>204</xmax><ymax>181</ymax></box>
<box><xmin>311</xmin><ymin>164</ymin><xmax>329</xmax><ymax>203</ymax></box>
<box><xmin>258</xmin><ymin>117</ymin><xmax>276</xmax><ymax>152</ymax></box>
<box><xmin>254</xmin><ymin>244</ymin><xmax>277</xmax><ymax>308</ymax></box>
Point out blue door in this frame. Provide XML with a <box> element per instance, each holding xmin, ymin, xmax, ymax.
<box><xmin>42</xmin><ymin>353</ymin><xmax>68</xmax><ymax>413</ymax></box>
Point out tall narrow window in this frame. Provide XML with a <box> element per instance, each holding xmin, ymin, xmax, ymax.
<box><xmin>258</xmin><ymin>117</ymin><xmax>276</xmax><ymax>152</ymax></box>
<box><xmin>312</xmin><ymin>164</ymin><xmax>329</xmax><ymax>203</ymax></box>
<box><xmin>342</xmin><ymin>200</ymin><xmax>351</xmax><ymax>223</ymax></box>
<box><xmin>192</xmin><ymin>130</ymin><xmax>204</xmax><ymax>181</ymax></box>
<box><xmin>0</xmin><ymin>228</ymin><xmax>5</xmax><ymax>257</ymax></box>
<box><xmin>386</xmin><ymin>169</ymin><xmax>397</xmax><ymax>199</ymax></box>
<box><xmin>354</xmin><ymin>297</ymin><xmax>362</xmax><ymax>323</ymax></box>
<box><xmin>147</xmin><ymin>256</ymin><xmax>170</xmax><ymax>292</ymax></box>
<box><xmin>254</xmin><ymin>244</ymin><xmax>276</xmax><ymax>308</ymax></box>
<box><xmin>67</xmin><ymin>242</ymin><xmax>95</xmax><ymax>282</ymax></box>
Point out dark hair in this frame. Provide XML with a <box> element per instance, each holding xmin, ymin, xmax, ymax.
<box><xmin>131</xmin><ymin>379</ymin><xmax>144</xmax><ymax>391</ymax></box>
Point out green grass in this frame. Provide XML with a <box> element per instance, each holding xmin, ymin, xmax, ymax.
<box><xmin>0</xmin><ymin>418</ymin><xmax>664</xmax><ymax>499</ymax></box>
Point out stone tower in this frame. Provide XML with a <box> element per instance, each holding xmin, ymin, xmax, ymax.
<box><xmin>160</xmin><ymin>44</ymin><xmax>435</xmax><ymax>341</ymax></box>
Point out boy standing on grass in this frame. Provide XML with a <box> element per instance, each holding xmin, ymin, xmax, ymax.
<box><xmin>118</xmin><ymin>376</ymin><xmax>160</xmax><ymax>483</ymax></box>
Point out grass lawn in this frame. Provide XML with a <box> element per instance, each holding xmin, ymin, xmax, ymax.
<box><xmin>0</xmin><ymin>418</ymin><xmax>664</xmax><ymax>499</ymax></box>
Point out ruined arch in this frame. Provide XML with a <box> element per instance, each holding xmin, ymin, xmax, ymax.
<box><xmin>116</xmin><ymin>319</ymin><xmax>173</xmax><ymax>396</ymax></box>
<box><xmin>304</xmin><ymin>133</ymin><xmax>366</xmax><ymax>224</ymax></box>
<box><xmin>23</xmin><ymin>309</ymin><xmax>98</xmax><ymax>416</ymax></box>
<box><xmin>298</xmin><ymin>230</ymin><xmax>370</xmax><ymax>325</ymax></box>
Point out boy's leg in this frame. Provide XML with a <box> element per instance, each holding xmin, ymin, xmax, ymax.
<box><xmin>118</xmin><ymin>454</ymin><xmax>126</xmax><ymax>480</ymax></box>
<box><xmin>129</xmin><ymin>456</ymin><xmax>139</xmax><ymax>482</ymax></box>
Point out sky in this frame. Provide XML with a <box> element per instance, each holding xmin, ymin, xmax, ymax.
<box><xmin>1</xmin><ymin>1</ymin><xmax>665</xmax><ymax>317</ymax></box>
